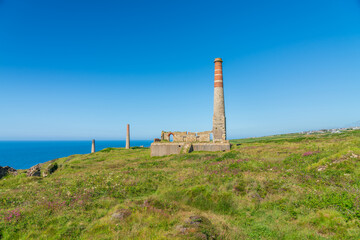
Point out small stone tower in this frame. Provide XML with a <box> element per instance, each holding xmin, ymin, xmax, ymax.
<box><xmin>91</xmin><ymin>139</ymin><xmax>95</xmax><ymax>153</ymax></box>
<box><xmin>126</xmin><ymin>124</ymin><xmax>130</xmax><ymax>149</ymax></box>
<box><xmin>212</xmin><ymin>58</ymin><xmax>226</xmax><ymax>142</ymax></box>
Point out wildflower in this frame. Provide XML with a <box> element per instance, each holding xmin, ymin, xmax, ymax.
<box><xmin>303</xmin><ymin>151</ymin><xmax>320</xmax><ymax>157</ymax></box>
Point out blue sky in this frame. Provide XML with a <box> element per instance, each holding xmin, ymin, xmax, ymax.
<box><xmin>1</xmin><ymin>0</ymin><xmax>360</xmax><ymax>140</ymax></box>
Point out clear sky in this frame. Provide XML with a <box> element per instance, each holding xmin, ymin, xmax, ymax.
<box><xmin>1</xmin><ymin>0</ymin><xmax>360</xmax><ymax>140</ymax></box>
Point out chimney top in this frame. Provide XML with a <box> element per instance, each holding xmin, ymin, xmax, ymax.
<box><xmin>214</xmin><ymin>58</ymin><xmax>223</xmax><ymax>63</ymax></box>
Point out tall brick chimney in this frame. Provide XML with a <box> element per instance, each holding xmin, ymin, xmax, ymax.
<box><xmin>213</xmin><ymin>58</ymin><xmax>226</xmax><ymax>142</ymax></box>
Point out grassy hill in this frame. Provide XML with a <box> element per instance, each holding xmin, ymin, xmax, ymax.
<box><xmin>2</xmin><ymin>131</ymin><xmax>360</xmax><ymax>239</ymax></box>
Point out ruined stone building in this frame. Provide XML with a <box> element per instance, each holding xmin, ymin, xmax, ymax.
<box><xmin>160</xmin><ymin>131</ymin><xmax>213</xmax><ymax>142</ymax></box>
<box><xmin>150</xmin><ymin>58</ymin><xmax>231</xmax><ymax>156</ymax></box>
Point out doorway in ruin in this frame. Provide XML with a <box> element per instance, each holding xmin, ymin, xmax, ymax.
<box><xmin>169</xmin><ymin>133</ymin><xmax>174</xmax><ymax>142</ymax></box>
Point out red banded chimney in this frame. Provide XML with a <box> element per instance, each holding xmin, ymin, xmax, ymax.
<box><xmin>213</xmin><ymin>58</ymin><xmax>226</xmax><ymax>141</ymax></box>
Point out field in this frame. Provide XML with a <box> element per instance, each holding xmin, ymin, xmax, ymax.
<box><xmin>1</xmin><ymin>130</ymin><xmax>360</xmax><ymax>239</ymax></box>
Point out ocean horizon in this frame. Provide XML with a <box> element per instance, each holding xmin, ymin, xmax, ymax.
<box><xmin>0</xmin><ymin>140</ymin><xmax>152</xmax><ymax>169</ymax></box>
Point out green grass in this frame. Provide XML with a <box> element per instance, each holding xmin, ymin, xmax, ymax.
<box><xmin>2</xmin><ymin>131</ymin><xmax>360</xmax><ymax>239</ymax></box>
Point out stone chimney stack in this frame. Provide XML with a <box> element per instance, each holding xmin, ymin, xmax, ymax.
<box><xmin>213</xmin><ymin>58</ymin><xmax>226</xmax><ymax>142</ymax></box>
<box><xmin>91</xmin><ymin>139</ymin><xmax>95</xmax><ymax>153</ymax></box>
<box><xmin>125</xmin><ymin>124</ymin><xmax>130</xmax><ymax>149</ymax></box>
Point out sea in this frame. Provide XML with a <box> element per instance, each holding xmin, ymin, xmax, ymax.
<box><xmin>0</xmin><ymin>140</ymin><xmax>152</xmax><ymax>169</ymax></box>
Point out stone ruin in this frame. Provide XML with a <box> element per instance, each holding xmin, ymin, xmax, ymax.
<box><xmin>161</xmin><ymin>131</ymin><xmax>213</xmax><ymax>142</ymax></box>
<box><xmin>150</xmin><ymin>58</ymin><xmax>231</xmax><ymax>156</ymax></box>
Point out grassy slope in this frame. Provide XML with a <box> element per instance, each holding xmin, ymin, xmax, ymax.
<box><xmin>2</xmin><ymin>131</ymin><xmax>360</xmax><ymax>239</ymax></box>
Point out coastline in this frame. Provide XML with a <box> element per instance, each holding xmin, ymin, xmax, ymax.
<box><xmin>0</xmin><ymin>140</ymin><xmax>152</xmax><ymax>169</ymax></box>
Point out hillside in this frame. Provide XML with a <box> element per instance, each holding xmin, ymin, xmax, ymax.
<box><xmin>2</xmin><ymin>131</ymin><xmax>360</xmax><ymax>239</ymax></box>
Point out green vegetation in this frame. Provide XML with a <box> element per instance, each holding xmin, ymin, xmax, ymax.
<box><xmin>2</xmin><ymin>130</ymin><xmax>360</xmax><ymax>239</ymax></box>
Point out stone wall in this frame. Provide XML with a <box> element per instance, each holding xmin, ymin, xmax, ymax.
<box><xmin>150</xmin><ymin>142</ymin><xmax>231</xmax><ymax>156</ymax></box>
<box><xmin>192</xmin><ymin>142</ymin><xmax>230</xmax><ymax>152</ymax></box>
<box><xmin>151</xmin><ymin>143</ymin><xmax>185</xmax><ymax>156</ymax></box>
<box><xmin>161</xmin><ymin>131</ymin><xmax>212</xmax><ymax>143</ymax></box>
<box><xmin>197</xmin><ymin>131</ymin><xmax>212</xmax><ymax>142</ymax></box>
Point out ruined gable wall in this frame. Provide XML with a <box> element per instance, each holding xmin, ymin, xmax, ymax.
<box><xmin>160</xmin><ymin>131</ymin><xmax>212</xmax><ymax>142</ymax></box>
<box><xmin>197</xmin><ymin>131</ymin><xmax>212</xmax><ymax>142</ymax></box>
<box><xmin>173</xmin><ymin>132</ymin><xmax>187</xmax><ymax>142</ymax></box>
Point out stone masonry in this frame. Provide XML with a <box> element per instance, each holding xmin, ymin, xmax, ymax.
<box><xmin>213</xmin><ymin>58</ymin><xmax>226</xmax><ymax>142</ymax></box>
<box><xmin>91</xmin><ymin>139</ymin><xmax>95</xmax><ymax>153</ymax></box>
<box><xmin>161</xmin><ymin>131</ymin><xmax>212</xmax><ymax>142</ymax></box>
<box><xmin>150</xmin><ymin>58</ymin><xmax>231</xmax><ymax>157</ymax></box>
<box><xmin>126</xmin><ymin>124</ymin><xmax>130</xmax><ymax>149</ymax></box>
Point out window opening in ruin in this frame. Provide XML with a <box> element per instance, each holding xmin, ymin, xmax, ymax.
<box><xmin>169</xmin><ymin>133</ymin><xmax>174</xmax><ymax>142</ymax></box>
<box><xmin>210</xmin><ymin>133</ymin><xmax>213</xmax><ymax>141</ymax></box>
